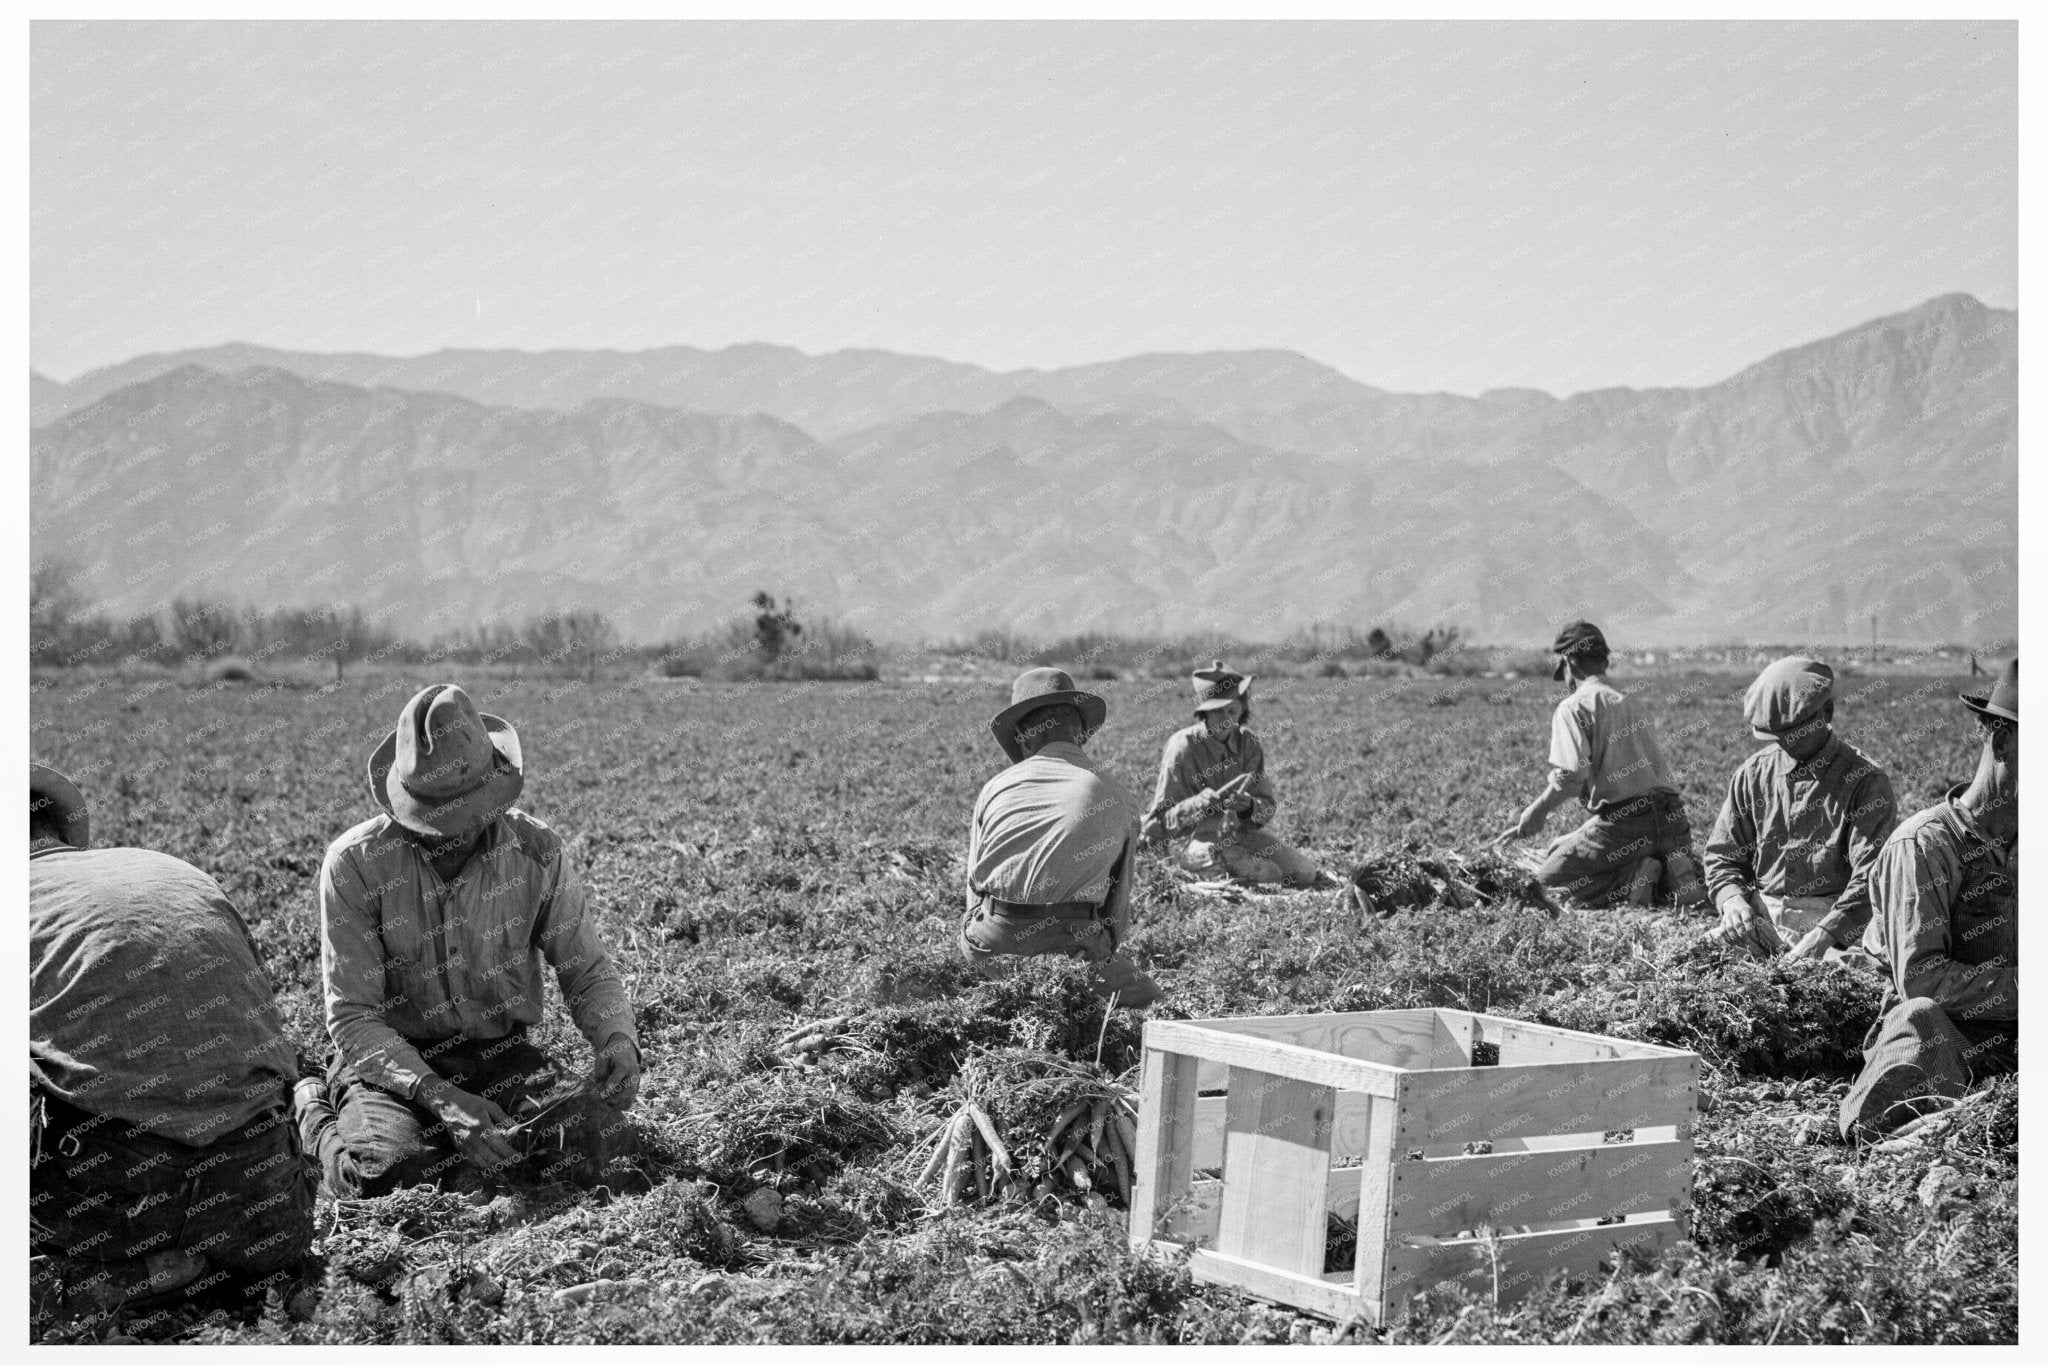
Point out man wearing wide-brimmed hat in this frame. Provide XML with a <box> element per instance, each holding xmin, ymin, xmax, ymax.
<box><xmin>297</xmin><ymin>684</ymin><xmax>642</xmax><ymax>1197</ymax></box>
<box><xmin>1492</xmin><ymin>621</ymin><xmax>1704</xmax><ymax>909</ymax></box>
<box><xmin>1701</xmin><ymin>656</ymin><xmax>1898</xmax><ymax>961</ymax></box>
<box><xmin>1143</xmin><ymin>660</ymin><xmax>1331</xmax><ymax>889</ymax></box>
<box><xmin>961</xmin><ymin>667</ymin><xmax>1161</xmax><ymax>1007</ymax></box>
<box><xmin>30</xmin><ymin>763</ymin><xmax>312</xmax><ymax>1333</ymax></box>
<box><xmin>1839</xmin><ymin>659</ymin><xmax>2017</xmax><ymax>1142</ymax></box>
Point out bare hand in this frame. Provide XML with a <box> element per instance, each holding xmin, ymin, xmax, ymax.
<box><xmin>1784</xmin><ymin>926</ymin><xmax>1835</xmax><ymax>963</ymax></box>
<box><xmin>590</xmin><ymin>1033</ymin><xmax>643</xmax><ymax>1109</ymax></box>
<box><xmin>427</xmin><ymin>1082</ymin><xmax>519</xmax><ymax>1172</ymax></box>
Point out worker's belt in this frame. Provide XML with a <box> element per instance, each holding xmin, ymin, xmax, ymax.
<box><xmin>982</xmin><ymin>896</ymin><xmax>1103</xmax><ymax>923</ymax></box>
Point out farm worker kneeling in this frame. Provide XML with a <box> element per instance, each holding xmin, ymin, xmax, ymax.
<box><xmin>1142</xmin><ymin>660</ymin><xmax>1333</xmax><ymax>889</ymax></box>
<box><xmin>961</xmin><ymin>667</ymin><xmax>1162</xmax><ymax>1008</ymax></box>
<box><xmin>30</xmin><ymin>763</ymin><xmax>313</xmax><ymax>1330</ymax></box>
<box><xmin>1491</xmin><ymin>621</ymin><xmax>1704</xmax><ymax>909</ymax></box>
<box><xmin>1838</xmin><ymin>660</ymin><xmax>2017</xmax><ymax>1143</ymax></box>
<box><xmin>1701</xmin><ymin>656</ymin><xmax>1898</xmax><ymax>962</ymax></box>
<box><xmin>296</xmin><ymin>684</ymin><xmax>643</xmax><ymax>1198</ymax></box>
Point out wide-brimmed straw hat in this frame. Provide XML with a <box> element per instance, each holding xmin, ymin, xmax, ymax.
<box><xmin>366</xmin><ymin>684</ymin><xmax>525</xmax><ymax>840</ymax></box>
<box><xmin>1191</xmin><ymin>659</ymin><xmax>1252</xmax><ymax>713</ymax></box>
<box><xmin>30</xmin><ymin>763</ymin><xmax>90</xmax><ymax>848</ymax></box>
<box><xmin>1961</xmin><ymin>657</ymin><xmax>2018</xmax><ymax>725</ymax></box>
<box><xmin>990</xmin><ymin>667</ymin><xmax>1107</xmax><ymax>762</ymax></box>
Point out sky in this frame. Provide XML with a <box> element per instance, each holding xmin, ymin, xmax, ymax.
<box><xmin>30</xmin><ymin>19</ymin><xmax>2016</xmax><ymax>397</ymax></box>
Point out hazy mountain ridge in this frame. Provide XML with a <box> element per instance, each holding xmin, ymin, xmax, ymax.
<box><xmin>29</xmin><ymin>295</ymin><xmax>2016</xmax><ymax>645</ymax></box>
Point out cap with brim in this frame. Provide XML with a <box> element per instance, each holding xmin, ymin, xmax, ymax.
<box><xmin>1191</xmin><ymin>659</ymin><xmax>1253</xmax><ymax>713</ymax></box>
<box><xmin>366</xmin><ymin>685</ymin><xmax>525</xmax><ymax>841</ymax></box>
<box><xmin>1961</xmin><ymin>657</ymin><xmax>2018</xmax><ymax>724</ymax></box>
<box><xmin>1745</xmin><ymin>655</ymin><xmax>1835</xmax><ymax>740</ymax></box>
<box><xmin>1550</xmin><ymin>620</ymin><xmax>1608</xmax><ymax>681</ymax></box>
<box><xmin>991</xmin><ymin>667</ymin><xmax>1107</xmax><ymax>762</ymax></box>
<box><xmin>30</xmin><ymin>763</ymin><xmax>90</xmax><ymax>848</ymax></box>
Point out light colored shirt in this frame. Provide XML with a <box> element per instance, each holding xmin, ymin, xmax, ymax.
<box><xmin>320</xmin><ymin>809</ymin><xmax>636</xmax><ymax>1098</ymax></box>
<box><xmin>1861</xmin><ymin>786</ymin><xmax>2016</xmax><ymax>1025</ymax></box>
<box><xmin>31</xmin><ymin>844</ymin><xmax>296</xmax><ymax>1146</ymax></box>
<box><xmin>1545</xmin><ymin>676</ymin><xmax>1676</xmax><ymax>810</ymax></box>
<box><xmin>1143</xmin><ymin>723</ymin><xmax>1279</xmax><ymax>844</ymax></box>
<box><xmin>1701</xmin><ymin>733</ymin><xmax>1897</xmax><ymax>944</ymax></box>
<box><xmin>966</xmin><ymin>740</ymin><xmax>1139</xmax><ymax>930</ymax></box>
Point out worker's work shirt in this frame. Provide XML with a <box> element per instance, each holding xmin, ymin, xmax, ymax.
<box><xmin>1544</xmin><ymin>677</ymin><xmax>1677</xmax><ymax>810</ymax></box>
<box><xmin>30</xmin><ymin>842</ymin><xmax>297</xmax><ymax>1147</ymax></box>
<box><xmin>1701</xmin><ymin>734</ymin><xmax>1897</xmax><ymax>945</ymax></box>
<box><xmin>1861</xmin><ymin>786</ymin><xmax>2015</xmax><ymax>1026</ymax></box>
<box><xmin>967</xmin><ymin>741</ymin><xmax>1139</xmax><ymax>929</ymax></box>
<box><xmin>1143</xmin><ymin>723</ymin><xmax>1279</xmax><ymax>844</ymax></box>
<box><xmin>320</xmin><ymin>809</ymin><xmax>636</xmax><ymax>1099</ymax></box>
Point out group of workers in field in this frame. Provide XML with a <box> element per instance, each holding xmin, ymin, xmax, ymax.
<box><xmin>962</xmin><ymin>623</ymin><xmax>2017</xmax><ymax>1149</ymax></box>
<box><xmin>30</xmin><ymin>621</ymin><xmax>2016</xmax><ymax>1332</ymax></box>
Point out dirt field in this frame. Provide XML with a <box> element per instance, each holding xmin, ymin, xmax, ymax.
<box><xmin>28</xmin><ymin>666</ymin><xmax>2016</xmax><ymax>1344</ymax></box>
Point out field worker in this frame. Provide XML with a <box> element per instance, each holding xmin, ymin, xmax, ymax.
<box><xmin>1491</xmin><ymin>621</ymin><xmax>1702</xmax><ymax>908</ymax></box>
<box><xmin>30</xmin><ymin>763</ymin><xmax>312</xmax><ymax>1330</ymax></box>
<box><xmin>1838</xmin><ymin>660</ymin><xmax>2017</xmax><ymax>1143</ymax></box>
<box><xmin>1701</xmin><ymin>657</ymin><xmax>1898</xmax><ymax>961</ymax></box>
<box><xmin>1142</xmin><ymin>660</ymin><xmax>1334</xmax><ymax>889</ymax></box>
<box><xmin>961</xmin><ymin>667</ymin><xmax>1162</xmax><ymax>1008</ymax></box>
<box><xmin>296</xmin><ymin>684</ymin><xmax>642</xmax><ymax>1198</ymax></box>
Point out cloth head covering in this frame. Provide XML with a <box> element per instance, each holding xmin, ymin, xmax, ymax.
<box><xmin>1961</xmin><ymin>657</ymin><xmax>2018</xmax><ymax>724</ymax></box>
<box><xmin>1550</xmin><ymin>620</ymin><xmax>1608</xmax><ymax>681</ymax></box>
<box><xmin>30</xmin><ymin>763</ymin><xmax>90</xmax><ymax>848</ymax></box>
<box><xmin>1190</xmin><ymin>659</ymin><xmax>1253</xmax><ymax>714</ymax></box>
<box><xmin>989</xmin><ymin>667</ymin><xmax>1107</xmax><ymax>762</ymax></box>
<box><xmin>1744</xmin><ymin>655</ymin><xmax>1836</xmax><ymax>740</ymax></box>
<box><xmin>366</xmin><ymin>684</ymin><xmax>525</xmax><ymax>840</ymax></box>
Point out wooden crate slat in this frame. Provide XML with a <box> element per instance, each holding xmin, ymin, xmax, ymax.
<box><xmin>1187</xmin><ymin>1248</ymin><xmax>1365</xmax><ymax>1322</ymax></box>
<box><xmin>1428</xmin><ymin>1124</ymin><xmax>1685</xmax><ymax>1158</ymax></box>
<box><xmin>1350</xmin><ymin>1086</ymin><xmax>1402</xmax><ymax>1326</ymax></box>
<box><xmin>1127</xmin><ymin>1048</ymin><xmax>1200</xmax><ymax>1245</ymax></box>
<box><xmin>1388</xmin><ymin>1138</ymin><xmax>1693</xmax><ymax>1236</ymax></box>
<box><xmin>1193</xmin><ymin>1091</ymin><xmax>1379</xmax><ymax>1168</ymax></box>
<box><xmin>1214</xmin><ymin>1069</ymin><xmax>1334</xmax><ymax>1275</ymax></box>
<box><xmin>1199</xmin><ymin>1009</ymin><xmax>1439</xmax><ymax>1070</ymax></box>
<box><xmin>1429</xmin><ymin>1010</ymin><xmax>1478</xmax><ymax>1067</ymax></box>
<box><xmin>1397</xmin><ymin>1055</ymin><xmax>1697</xmax><ymax>1150</ymax></box>
<box><xmin>1383</xmin><ymin>1215</ymin><xmax>1682</xmax><ymax>1310</ymax></box>
<box><xmin>1143</xmin><ymin>1019</ymin><xmax>1404</xmax><ymax>1097</ymax></box>
<box><xmin>1467</xmin><ymin>1011</ymin><xmax>1693</xmax><ymax>1061</ymax></box>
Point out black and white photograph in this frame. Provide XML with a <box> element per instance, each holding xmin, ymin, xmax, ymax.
<box><xmin>24</xmin><ymin>13</ymin><xmax>2021</xmax><ymax>1346</ymax></box>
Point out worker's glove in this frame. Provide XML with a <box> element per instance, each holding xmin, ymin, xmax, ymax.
<box><xmin>589</xmin><ymin>1033</ymin><xmax>643</xmax><ymax>1110</ymax></box>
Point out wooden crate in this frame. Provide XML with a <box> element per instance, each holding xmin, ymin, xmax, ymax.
<box><xmin>1126</xmin><ymin>1008</ymin><xmax>1698</xmax><ymax>1324</ymax></box>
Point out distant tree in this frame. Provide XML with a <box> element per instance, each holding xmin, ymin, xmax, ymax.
<box><xmin>270</xmin><ymin>604</ymin><xmax>390</xmax><ymax>682</ymax></box>
<box><xmin>167</xmin><ymin>597</ymin><xmax>242</xmax><ymax>660</ymax></box>
<box><xmin>751</xmin><ymin>591</ymin><xmax>803</xmax><ymax>662</ymax></box>
<box><xmin>31</xmin><ymin>558</ymin><xmax>89</xmax><ymax>662</ymax></box>
<box><xmin>1365</xmin><ymin>627</ymin><xmax>1393</xmax><ymax>660</ymax></box>
<box><xmin>524</xmin><ymin>610</ymin><xmax>620</xmax><ymax>682</ymax></box>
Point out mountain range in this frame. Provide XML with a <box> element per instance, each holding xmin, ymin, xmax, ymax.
<box><xmin>29</xmin><ymin>293</ymin><xmax>2016</xmax><ymax>645</ymax></box>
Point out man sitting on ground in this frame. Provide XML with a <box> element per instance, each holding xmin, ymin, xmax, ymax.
<box><xmin>1492</xmin><ymin>621</ymin><xmax>1705</xmax><ymax>909</ymax></box>
<box><xmin>30</xmin><ymin>763</ymin><xmax>312</xmax><ymax>1333</ymax></box>
<box><xmin>1143</xmin><ymin>659</ymin><xmax>1335</xmax><ymax>890</ymax></box>
<box><xmin>1838</xmin><ymin>660</ymin><xmax>2017</xmax><ymax>1142</ymax></box>
<box><xmin>1702</xmin><ymin>656</ymin><xmax>1897</xmax><ymax>961</ymax></box>
<box><xmin>297</xmin><ymin>683</ymin><xmax>643</xmax><ymax>1197</ymax></box>
<box><xmin>960</xmin><ymin>667</ymin><xmax>1161</xmax><ymax>1007</ymax></box>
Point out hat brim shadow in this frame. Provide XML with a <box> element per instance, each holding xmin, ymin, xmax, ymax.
<box><xmin>366</xmin><ymin>714</ymin><xmax>526</xmax><ymax>840</ymax></box>
<box><xmin>30</xmin><ymin>764</ymin><xmax>91</xmax><ymax>849</ymax></box>
<box><xmin>991</xmin><ymin>690</ymin><xmax>1107</xmax><ymax>762</ymax></box>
